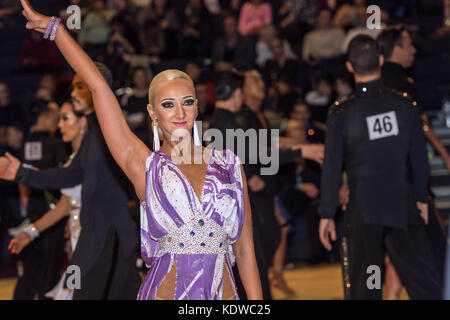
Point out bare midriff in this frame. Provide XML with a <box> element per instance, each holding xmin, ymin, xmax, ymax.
<box><xmin>154</xmin><ymin>262</ymin><xmax>237</xmax><ymax>300</ymax></box>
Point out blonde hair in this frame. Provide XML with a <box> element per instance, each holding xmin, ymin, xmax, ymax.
<box><xmin>148</xmin><ymin>69</ymin><xmax>195</xmax><ymax>106</ymax></box>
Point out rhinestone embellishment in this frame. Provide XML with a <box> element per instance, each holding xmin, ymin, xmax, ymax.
<box><xmin>158</xmin><ymin>214</ymin><xmax>228</xmax><ymax>254</ymax></box>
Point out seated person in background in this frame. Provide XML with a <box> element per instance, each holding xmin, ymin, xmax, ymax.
<box><xmin>341</xmin><ymin>5</ymin><xmax>384</xmax><ymax>54</ymax></box>
<box><xmin>238</xmin><ymin>0</ymin><xmax>273</xmax><ymax>36</ymax></box>
<box><xmin>0</xmin><ymin>0</ymin><xmax>19</xmax><ymax>29</ymax></box>
<box><xmin>119</xmin><ymin>66</ymin><xmax>150</xmax><ymax>145</ymax></box>
<box><xmin>333</xmin><ymin>0</ymin><xmax>388</xmax><ymax>29</ymax></box>
<box><xmin>277</xmin><ymin>120</ymin><xmax>322</xmax><ymax>263</ymax></box>
<box><xmin>269</xmin><ymin>75</ymin><xmax>300</xmax><ymax>119</ymax></box>
<box><xmin>262</xmin><ymin>37</ymin><xmax>298</xmax><ymax>90</ymax></box>
<box><xmin>290</xmin><ymin>99</ymin><xmax>324</xmax><ymax>143</ymax></box>
<box><xmin>78</xmin><ymin>0</ymin><xmax>116</xmax><ymax>61</ymax></box>
<box><xmin>195</xmin><ymin>81</ymin><xmax>215</xmax><ymax>132</ymax></box>
<box><xmin>212</xmin><ymin>14</ymin><xmax>248</xmax><ymax>72</ymax></box>
<box><xmin>302</xmin><ymin>8</ymin><xmax>345</xmax><ymax>65</ymax></box>
<box><xmin>19</xmin><ymin>30</ymin><xmax>61</xmax><ymax>72</ymax></box>
<box><xmin>0</xmin><ymin>82</ymin><xmax>28</xmax><ymax>144</ymax></box>
<box><xmin>305</xmin><ymin>72</ymin><xmax>335</xmax><ymax>125</ymax></box>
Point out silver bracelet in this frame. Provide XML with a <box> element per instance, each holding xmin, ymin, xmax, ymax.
<box><xmin>24</xmin><ymin>224</ymin><xmax>40</xmax><ymax>240</ymax></box>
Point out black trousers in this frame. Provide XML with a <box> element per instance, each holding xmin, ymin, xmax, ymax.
<box><xmin>72</xmin><ymin>228</ymin><xmax>141</xmax><ymax>300</ymax></box>
<box><xmin>343</xmin><ymin>199</ymin><xmax>442</xmax><ymax>300</ymax></box>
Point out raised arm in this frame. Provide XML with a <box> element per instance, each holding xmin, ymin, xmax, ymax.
<box><xmin>19</xmin><ymin>0</ymin><xmax>149</xmax><ymax>199</ymax></box>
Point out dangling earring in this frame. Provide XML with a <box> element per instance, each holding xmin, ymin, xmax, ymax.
<box><xmin>153</xmin><ymin>119</ymin><xmax>160</xmax><ymax>151</ymax></box>
<box><xmin>193</xmin><ymin>120</ymin><xmax>201</xmax><ymax>147</ymax></box>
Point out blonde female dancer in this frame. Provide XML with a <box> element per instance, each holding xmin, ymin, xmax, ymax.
<box><xmin>12</xmin><ymin>0</ymin><xmax>262</xmax><ymax>300</ymax></box>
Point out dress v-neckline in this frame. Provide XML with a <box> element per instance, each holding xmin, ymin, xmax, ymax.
<box><xmin>156</xmin><ymin>149</ymin><xmax>214</xmax><ymax>207</ymax></box>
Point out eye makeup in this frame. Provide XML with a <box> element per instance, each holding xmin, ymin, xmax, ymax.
<box><xmin>160</xmin><ymin>96</ymin><xmax>196</xmax><ymax>108</ymax></box>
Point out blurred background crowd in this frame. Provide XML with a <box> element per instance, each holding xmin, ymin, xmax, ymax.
<box><xmin>1</xmin><ymin>0</ymin><xmax>450</xmax><ymax>298</ymax></box>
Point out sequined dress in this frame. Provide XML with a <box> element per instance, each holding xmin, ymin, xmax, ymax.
<box><xmin>138</xmin><ymin>148</ymin><xmax>244</xmax><ymax>300</ymax></box>
<box><xmin>46</xmin><ymin>184</ymin><xmax>82</xmax><ymax>300</ymax></box>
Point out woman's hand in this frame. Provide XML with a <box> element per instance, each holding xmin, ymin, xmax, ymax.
<box><xmin>8</xmin><ymin>231</ymin><xmax>32</xmax><ymax>254</ymax></box>
<box><xmin>20</xmin><ymin>0</ymin><xmax>52</xmax><ymax>33</ymax></box>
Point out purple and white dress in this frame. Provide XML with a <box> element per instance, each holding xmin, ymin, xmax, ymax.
<box><xmin>138</xmin><ymin>148</ymin><xmax>244</xmax><ymax>300</ymax></box>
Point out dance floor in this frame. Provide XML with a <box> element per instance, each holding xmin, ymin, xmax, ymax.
<box><xmin>0</xmin><ymin>263</ymin><xmax>408</xmax><ymax>300</ymax></box>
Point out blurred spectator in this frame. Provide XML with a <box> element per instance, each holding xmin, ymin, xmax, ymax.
<box><xmin>277</xmin><ymin>0</ymin><xmax>317</xmax><ymax>54</ymax></box>
<box><xmin>256</xmin><ymin>24</ymin><xmax>277</xmax><ymax>67</ymax></box>
<box><xmin>212</xmin><ymin>14</ymin><xmax>250</xmax><ymax>72</ymax></box>
<box><xmin>305</xmin><ymin>72</ymin><xmax>335</xmax><ymax>124</ymax></box>
<box><xmin>180</xmin><ymin>0</ymin><xmax>212</xmax><ymax>61</ymax></box>
<box><xmin>333</xmin><ymin>0</ymin><xmax>367</xmax><ymax>29</ymax></box>
<box><xmin>278</xmin><ymin>119</ymin><xmax>322</xmax><ymax>264</ymax></box>
<box><xmin>333</xmin><ymin>0</ymin><xmax>388</xmax><ymax>29</ymax></box>
<box><xmin>270</xmin><ymin>75</ymin><xmax>300</xmax><ymax>118</ymax></box>
<box><xmin>106</xmin><ymin>14</ymin><xmax>136</xmax><ymax>86</ymax></box>
<box><xmin>289</xmin><ymin>99</ymin><xmax>325</xmax><ymax>143</ymax></box>
<box><xmin>341</xmin><ymin>5</ymin><xmax>384</xmax><ymax>53</ymax></box>
<box><xmin>138</xmin><ymin>0</ymin><xmax>179</xmax><ymax>31</ymax></box>
<box><xmin>204</xmin><ymin>0</ymin><xmax>222</xmax><ymax>15</ymax></box>
<box><xmin>6</xmin><ymin>122</ymin><xmax>25</xmax><ymax>155</ymax></box>
<box><xmin>137</xmin><ymin>0</ymin><xmax>179</xmax><ymax>59</ymax></box>
<box><xmin>119</xmin><ymin>66</ymin><xmax>150</xmax><ymax>144</ymax></box>
<box><xmin>335</xmin><ymin>71</ymin><xmax>354</xmax><ymax>102</ymax></box>
<box><xmin>238</xmin><ymin>0</ymin><xmax>273</xmax><ymax>36</ymax></box>
<box><xmin>184</xmin><ymin>60</ymin><xmax>202</xmax><ymax>83</ymax></box>
<box><xmin>377</xmin><ymin>25</ymin><xmax>417</xmax><ymax>98</ymax></box>
<box><xmin>302</xmin><ymin>8</ymin><xmax>345</xmax><ymax>65</ymax></box>
<box><xmin>220</xmin><ymin>0</ymin><xmax>243</xmax><ymax>17</ymax></box>
<box><xmin>78</xmin><ymin>0</ymin><xmax>116</xmax><ymax>61</ymax></box>
<box><xmin>256</xmin><ymin>24</ymin><xmax>297</xmax><ymax>68</ymax></box>
<box><xmin>19</xmin><ymin>30</ymin><xmax>61</xmax><ymax>72</ymax></box>
<box><xmin>33</xmin><ymin>74</ymin><xmax>60</xmax><ymax>103</ymax></box>
<box><xmin>262</xmin><ymin>36</ymin><xmax>298</xmax><ymax>89</ymax></box>
<box><xmin>0</xmin><ymin>82</ymin><xmax>27</xmax><ymax>145</ymax></box>
<box><xmin>195</xmin><ymin>81</ymin><xmax>214</xmax><ymax>131</ymax></box>
<box><xmin>277</xmin><ymin>0</ymin><xmax>317</xmax><ymax>29</ymax></box>
<box><xmin>0</xmin><ymin>122</ymin><xmax>25</xmax><ymax>277</ymax></box>
<box><xmin>0</xmin><ymin>0</ymin><xmax>19</xmax><ymax>29</ymax></box>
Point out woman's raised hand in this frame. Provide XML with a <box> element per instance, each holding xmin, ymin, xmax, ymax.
<box><xmin>19</xmin><ymin>0</ymin><xmax>52</xmax><ymax>33</ymax></box>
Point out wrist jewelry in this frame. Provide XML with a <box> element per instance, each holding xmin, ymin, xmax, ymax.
<box><xmin>24</xmin><ymin>224</ymin><xmax>40</xmax><ymax>240</ymax></box>
<box><xmin>49</xmin><ymin>18</ymin><xmax>61</xmax><ymax>41</ymax></box>
<box><xmin>43</xmin><ymin>16</ymin><xmax>56</xmax><ymax>39</ymax></box>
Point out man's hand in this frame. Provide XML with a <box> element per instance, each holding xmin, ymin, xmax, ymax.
<box><xmin>417</xmin><ymin>201</ymin><xmax>428</xmax><ymax>225</ymax></box>
<box><xmin>319</xmin><ymin>218</ymin><xmax>336</xmax><ymax>251</ymax></box>
<box><xmin>293</xmin><ymin>144</ymin><xmax>324</xmax><ymax>164</ymax></box>
<box><xmin>0</xmin><ymin>152</ymin><xmax>21</xmax><ymax>181</ymax></box>
<box><xmin>248</xmin><ymin>175</ymin><xmax>266</xmax><ymax>193</ymax></box>
<box><xmin>297</xmin><ymin>182</ymin><xmax>319</xmax><ymax>199</ymax></box>
<box><xmin>338</xmin><ymin>186</ymin><xmax>349</xmax><ymax>211</ymax></box>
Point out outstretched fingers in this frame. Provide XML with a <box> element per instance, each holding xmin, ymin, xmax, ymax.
<box><xmin>19</xmin><ymin>0</ymin><xmax>34</xmax><ymax>14</ymax></box>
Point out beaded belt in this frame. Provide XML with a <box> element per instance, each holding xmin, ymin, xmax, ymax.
<box><xmin>158</xmin><ymin>215</ymin><xmax>229</xmax><ymax>254</ymax></box>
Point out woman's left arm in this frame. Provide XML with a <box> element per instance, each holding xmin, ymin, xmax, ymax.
<box><xmin>232</xmin><ymin>164</ymin><xmax>263</xmax><ymax>300</ymax></box>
